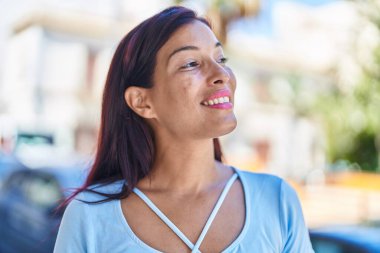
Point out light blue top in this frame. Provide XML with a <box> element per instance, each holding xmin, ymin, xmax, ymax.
<box><xmin>132</xmin><ymin>173</ymin><xmax>238</xmax><ymax>253</ymax></box>
<box><xmin>54</xmin><ymin>168</ymin><xmax>315</xmax><ymax>253</ymax></box>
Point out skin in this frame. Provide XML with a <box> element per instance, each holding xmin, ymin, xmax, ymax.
<box><xmin>122</xmin><ymin>21</ymin><xmax>245</xmax><ymax>253</ymax></box>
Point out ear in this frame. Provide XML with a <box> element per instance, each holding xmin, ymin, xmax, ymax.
<box><xmin>124</xmin><ymin>86</ymin><xmax>155</xmax><ymax>119</ymax></box>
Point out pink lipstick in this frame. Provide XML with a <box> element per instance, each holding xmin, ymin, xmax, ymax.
<box><xmin>201</xmin><ymin>89</ymin><xmax>233</xmax><ymax>110</ymax></box>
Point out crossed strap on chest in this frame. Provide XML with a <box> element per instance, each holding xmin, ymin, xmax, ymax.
<box><xmin>133</xmin><ymin>173</ymin><xmax>239</xmax><ymax>253</ymax></box>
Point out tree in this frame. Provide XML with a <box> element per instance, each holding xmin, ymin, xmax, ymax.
<box><xmin>313</xmin><ymin>0</ymin><xmax>380</xmax><ymax>172</ymax></box>
<box><xmin>175</xmin><ymin>0</ymin><xmax>260</xmax><ymax>43</ymax></box>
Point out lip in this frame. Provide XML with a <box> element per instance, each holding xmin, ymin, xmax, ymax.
<box><xmin>207</xmin><ymin>102</ymin><xmax>233</xmax><ymax>110</ymax></box>
<box><xmin>203</xmin><ymin>89</ymin><xmax>231</xmax><ymax>102</ymax></box>
<box><xmin>201</xmin><ymin>88</ymin><xmax>233</xmax><ymax>110</ymax></box>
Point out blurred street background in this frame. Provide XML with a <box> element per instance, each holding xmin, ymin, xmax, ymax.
<box><xmin>0</xmin><ymin>0</ymin><xmax>380</xmax><ymax>252</ymax></box>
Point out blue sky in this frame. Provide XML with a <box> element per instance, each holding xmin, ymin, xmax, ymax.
<box><xmin>232</xmin><ymin>0</ymin><xmax>339</xmax><ymax>37</ymax></box>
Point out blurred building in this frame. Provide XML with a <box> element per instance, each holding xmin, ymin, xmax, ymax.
<box><xmin>224</xmin><ymin>0</ymin><xmax>366</xmax><ymax>180</ymax></box>
<box><xmin>0</xmin><ymin>0</ymin><xmax>374</xmax><ymax>181</ymax></box>
<box><xmin>0</xmin><ymin>6</ymin><xmax>131</xmax><ymax>160</ymax></box>
<box><xmin>0</xmin><ymin>0</ymin><xmax>175</xmax><ymax>160</ymax></box>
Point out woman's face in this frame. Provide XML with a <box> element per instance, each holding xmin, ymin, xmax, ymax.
<box><xmin>148</xmin><ymin>20</ymin><xmax>237</xmax><ymax>140</ymax></box>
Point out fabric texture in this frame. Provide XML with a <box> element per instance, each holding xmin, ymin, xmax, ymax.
<box><xmin>53</xmin><ymin>168</ymin><xmax>315</xmax><ymax>253</ymax></box>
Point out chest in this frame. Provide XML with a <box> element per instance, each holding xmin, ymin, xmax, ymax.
<box><xmin>121</xmin><ymin>182</ymin><xmax>245</xmax><ymax>253</ymax></box>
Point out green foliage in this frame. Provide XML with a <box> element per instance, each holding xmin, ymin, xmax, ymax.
<box><xmin>348</xmin><ymin>131</ymin><xmax>378</xmax><ymax>171</ymax></box>
<box><xmin>311</xmin><ymin>1</ymin><xmax>380</xmax><ymax>172</ymax></box>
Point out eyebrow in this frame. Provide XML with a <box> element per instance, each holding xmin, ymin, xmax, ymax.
<box><xmin>167</xmin><ymin>42</ymin><xmax>223</xmax><ymax>62</ymax></box>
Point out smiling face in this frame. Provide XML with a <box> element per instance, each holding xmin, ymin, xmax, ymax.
<box><xmin>146</xmin><ymin>20</ymin><xmax>237</xmax><ymax>141</ymax></box>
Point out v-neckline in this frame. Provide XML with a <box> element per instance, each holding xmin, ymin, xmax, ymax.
<box><xmin>115</xmin><ymin>167</ymin><xmax>251</xmax><ymax>253</ymax></box>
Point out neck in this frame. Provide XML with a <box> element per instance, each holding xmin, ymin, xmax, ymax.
<box><xmin>140</xmin><ymin>138</ymin><xmax>220</xmax><ymax>194</ymax></box>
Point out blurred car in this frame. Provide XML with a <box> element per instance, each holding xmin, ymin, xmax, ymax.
<box><xmin>0</xmin><ymin>152</ymin><xmax>27</xmax><ymax>187</ymax></box>
<box><xmin>13</xmin><ymin>132</ymin><xmax>57</xmax><ymax>169</ymax></box>
<box><xmin>0</xmin><ymin>165</ymin><xmax>87</xmax><ymax>253</ymax></box>
<box><xmin>310</xmin><ymin>225</ymin><xmax>380</xmax><ymax>253</ymax></box>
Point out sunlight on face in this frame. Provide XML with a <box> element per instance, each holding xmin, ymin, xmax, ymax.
<box><xmin>148</xmin><ymin>21</ymin><xmax>237</xmax><ymax>141</ymax></box>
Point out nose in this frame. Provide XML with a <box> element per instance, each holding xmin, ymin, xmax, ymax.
<box><xmin>208</xmin><ymin>61</ymin><xmax>230</xmax><ymax>86</ymax></box>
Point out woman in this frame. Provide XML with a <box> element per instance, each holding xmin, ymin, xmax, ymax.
<box><xmin>54</xmin><ymin>6</ymin><xmax>314</xmax><ymax>253</ymax></box>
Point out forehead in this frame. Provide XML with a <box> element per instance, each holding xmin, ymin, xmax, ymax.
<box><xmin>158</xmin><ymin>21</ymin><xmax>219</xmax><ymax>58</ymax></box>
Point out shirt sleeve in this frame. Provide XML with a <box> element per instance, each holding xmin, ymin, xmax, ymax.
<box><xmin>280</xmin><ymin>180</ymin><xmax>315</xmax><ymax>253</ymax></box>
<box><xmin>53</xmin><ymin>197</ymin><xmax>91</xmax><ymax>253</ymax></box>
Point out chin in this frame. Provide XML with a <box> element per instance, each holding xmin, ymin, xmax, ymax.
<box><xmin>214</xmin><ymin>117</ymin><xmax>237</xmax><ymax>138</ymax></box>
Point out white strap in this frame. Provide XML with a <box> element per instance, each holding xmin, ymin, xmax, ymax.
<box><xmin>191</xmin><ymin>173</ymin><xmax>238</xmax><ymax>253</ymax></box>
<box><xmin>133</xmin><ymin>173</ymin><xmax>238</xmax><ymax>253</ymax></box>
<box><xmin>133</xmin><ymin>188</ymin><xmax>196</xmax><ymax>250</ymax></box>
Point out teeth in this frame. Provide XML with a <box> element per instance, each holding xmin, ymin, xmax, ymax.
<box><xmin>203</xmin><ymin>96</ymin><xmax>230</xmax><ymax>106</ymax></box>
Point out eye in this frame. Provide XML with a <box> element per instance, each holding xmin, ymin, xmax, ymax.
<box><xmin>180</xmin><ymin>61</ymin><xmax>199</xmax><ymax>70</ymax></box>
<box><xmin>217</xmin><ymin>57</ymin><xmax>228</xmax><ymax>64</ymax></box>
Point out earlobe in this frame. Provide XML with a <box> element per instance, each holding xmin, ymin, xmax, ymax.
<box><xmin>124</xmin><ymin>87</ymin><xmax>155</xmax><ymax>119</ymax></box>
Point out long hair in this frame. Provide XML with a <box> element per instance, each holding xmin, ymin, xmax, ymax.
<box><xmin>65</xmin><ymin>6</ymin><xmax>224</xmax><ymax>204</ymax></box>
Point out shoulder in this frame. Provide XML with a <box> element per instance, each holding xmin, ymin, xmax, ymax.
<box><xmin>233</xmin><ymin>167</ymin><xmax>284</xmax><ymax>191</ymax></box>
<box><xmin>63</xmin><ymin>180</ymin><xmax>125</xmax><ymax>218</ymax></box>
<box><xmin>75</xmin><ymin>180</ymin><xmax>125</xmax><ymax>202</ymax></box>
<box><xmin>55</xmin><ymin>180</ymin><xmax>128</xmax><ymax>252</ymax></box>
<box><xmin>233</xmin><ymin>167</ymin><xmax>298</xmax><ymax>207</ymax></box>
<box><xmin>236</xmin><ymin>168</ymin><xmax>282</xmax><ymax>183</ymax></box>
<box><xmin>233</xmin><ymin>168</ymin><xmax>303</xmax><ymax>216</ymax></box>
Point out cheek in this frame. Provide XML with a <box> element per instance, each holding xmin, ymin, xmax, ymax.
<box><xmin>177</xmin><ymin>79</ymin><xmax>202</xmax><ymax>113</ymax></box>
<box><xmin>174</xmin><ymin>72</ymin><xmax>203</xmax><ymax>97</ymax></box>
<box><xmin>155</xmin><ymin>76</ymin><xmax>199</xmax><ymax>114</ymax></box>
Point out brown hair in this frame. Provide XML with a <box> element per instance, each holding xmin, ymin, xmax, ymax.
<box><xmin>65</xmin><ymin>6</ymin><xmax>224</xmax><ymax>205</ymax></box>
